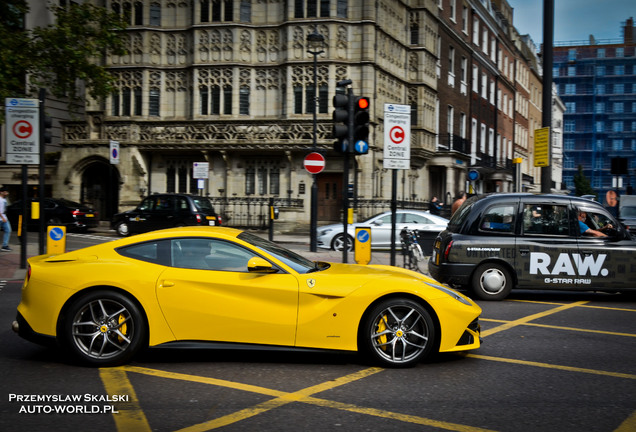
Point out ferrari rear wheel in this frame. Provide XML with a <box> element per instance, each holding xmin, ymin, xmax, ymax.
<box><xmin>63</xmin><ymin>290</ymin><xmax>146</xmax><ymax>366</ymax></box>
<box><xmin>361</xmin><ymin>299</ymin><xmax>435</xmax><ymax>367</ymax></box>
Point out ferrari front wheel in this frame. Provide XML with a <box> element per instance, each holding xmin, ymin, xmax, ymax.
<box><xmin>360</xmin><ymin>299</ymin><xmax>435</xmax><ymax>368</ymax></box>
<box><xmin>62</xmin><ymin>290</ymin><xmax>146</xmax><ymax>366</ymax></box>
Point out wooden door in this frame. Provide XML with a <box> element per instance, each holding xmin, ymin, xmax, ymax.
<box><xmin>317</xmin><ymin>173</ymin><xmax>342</xmax><ymax>222</ymax></box>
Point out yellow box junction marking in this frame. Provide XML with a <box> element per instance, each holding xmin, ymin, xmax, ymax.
<box><xmin>98</xmin><ymin>298</ymin><xmax>636</xmax><ymax>432</ymax></box>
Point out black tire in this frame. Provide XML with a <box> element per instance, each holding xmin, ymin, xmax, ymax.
<box><xmin>47</xmin><ymin>217</ymin><xmax>62</xmax><ymax>226</ymax></box>
<box><xmin>115</xmin><ymin>221</ymin><xmax>130</xmax><ymax>237</ymax></box>
<box><xmin>62</xmin><ymin>290</ymin><xmax>146</xmax><ymax>366</ymax></box>
<box><xmin>360</xmin><ymin>298</ymin><xmax>435</xmax><ymax>367</ymax></box>
<box><xmin>471</xmin><ymin>262</ymin><xmax>513</xmax><ymax>301</ymax></box>
<box><xmin>331</xmin><ymin>233</ymin><xmax>354</xmax><ymax>252</ymax></box>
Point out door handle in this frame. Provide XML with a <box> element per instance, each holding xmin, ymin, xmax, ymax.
<box><xmin>519</xmin><ymin>248</ymin><xmax>530</xmax><ymax>256</ymax></box>
<box><xmin>161</xmin><ymin>280</ymin><xmax>175</xmax><ymax>287</ymax></box>
<box><xmin>581</xmin><ymin>250</ymin><xmax>593</xmax><ymax>256</ymax></box>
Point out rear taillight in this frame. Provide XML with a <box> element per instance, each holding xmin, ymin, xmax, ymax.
<box><xmin>217</xmin><ymin>215</ymin><xmax>222</xmax><ymax>225</ymax></box>
<box><xmin>196</xmin><ymin>214</ymin><xmax>202</xmax><ymax>223</ymax></box>
<box><xmin>72</xmin><ymin>210</ymin><xmax>85</xmax><ymax>217</ymax></box>
<box><xmin>443</xmin><ymin>240</ymin><xmax>454</xmax><ymax>261</ymax></box>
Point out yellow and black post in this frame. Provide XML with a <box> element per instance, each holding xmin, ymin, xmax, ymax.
<box><xmin>354</xmin><ymin>226</ymin><xmax>372</xmax><ymax>265</ymax></box>
<box><xmin>47</xmin><ymin>226</ymin><xmax>66</xmax><ymax>255</ymax></box>
<box><xmin>269</xmin><ymin>197</ymin><xmax>279</xmax><ymax>241</ymax></box>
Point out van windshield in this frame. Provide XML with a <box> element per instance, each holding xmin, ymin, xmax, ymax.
<box><xmin>447</xmin><ymin>195</ymin><xmax>479</xmax><ymax>232</ymax></box>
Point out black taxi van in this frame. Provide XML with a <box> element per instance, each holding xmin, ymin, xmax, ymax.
<box><xmin>428</xmin><ymin>193</ymin><xmax>635</xmax><ymax>300</ymax></box>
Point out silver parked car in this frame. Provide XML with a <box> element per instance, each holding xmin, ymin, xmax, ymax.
<box><xmin>317</xmin><ymin>210</ymin><xmax>449</xmax><ymax>251</ymax></box>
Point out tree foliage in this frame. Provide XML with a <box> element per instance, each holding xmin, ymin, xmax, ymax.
<box><xmin>0</xmin><ymin>0</ymin><xmax>127</xmax><ymax>121</ymax></box>
<box><xmin>573</xmin><ymin>165</ymin><xmax>597</xmax><ymax>197</ymax></box>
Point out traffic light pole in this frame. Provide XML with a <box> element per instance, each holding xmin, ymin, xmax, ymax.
<box><xmin>38</xmin><ymin>88</ymin><xmax>47</xmax><ymax>254</ymax></box>
<box><xmin>341</xmin><ymin>86</ymin><xmax>355</xmax><ymax>263</ymax></box>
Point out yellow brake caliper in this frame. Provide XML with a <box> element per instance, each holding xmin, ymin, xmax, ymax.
<box><xmin>377</xmin><ymin>315</ymin><xmax>388</xmax><ymax>350</ymax></box>
<box><xmin>117</xmin><ymin>314</ymin><xmax>127</xmax><ymax>343</ymax></box>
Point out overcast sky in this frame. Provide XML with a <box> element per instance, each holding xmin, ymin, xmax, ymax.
<box><xmin>507</xmin><ymin>0</ymin><xmax>634</xmax><ymax>45</ymax></box>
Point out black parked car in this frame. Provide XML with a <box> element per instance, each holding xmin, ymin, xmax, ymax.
<box><xmin>112</xmin><ymin>193</ymin><xmax>222</xmax><ymax>237</ymax></box>
<box><xmin>7</xmin><ymin>198</ymin><xmax>99</xmax><ymax>232</ymax></box>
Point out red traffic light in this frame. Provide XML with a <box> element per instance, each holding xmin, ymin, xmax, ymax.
<box><xmin>357</xmin><ymin>97</ymin><xmax>369</xmax><ymax>109</ymax></box>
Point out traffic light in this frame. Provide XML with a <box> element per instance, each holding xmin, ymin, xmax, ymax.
<box><xmin>42</xmin><ymin>115</ymin><xmax>52</xmax><ymax>145</ymax></box>
<box><xmin>332</xmin><ymin>91</ymin><xmax>350</xmax><ymax>153</ymax></box>
<box><xmin>352</xmin><ymin>96</ymin><xmax>370</xmax><ymax>154</ymax></box>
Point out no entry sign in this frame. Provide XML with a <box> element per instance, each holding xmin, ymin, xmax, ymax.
<box><xmin>304</xmin><ymin>152</ymin><xmax>325</xmax><ymax>174</ymax></box>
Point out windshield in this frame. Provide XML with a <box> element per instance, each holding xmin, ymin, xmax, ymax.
<box><xmin>447</xmin><ymin>195</ymin><xmax>479</xmax><ymax>232</ymax></box>
<box><xmin>192</xmin><ymin>197</ymin><xmax>215</xmax><ymax>212</ymax></box>
<box><xmin>237</xmin><ymin>232</ymin><xmax>318</xmax><ymax>273</ymax></box>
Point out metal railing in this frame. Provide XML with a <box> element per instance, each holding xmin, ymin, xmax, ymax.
<box><xmin>209</xmin><ymin>196</ymin><xmax>303</xmax><ymax>229</ymax></box>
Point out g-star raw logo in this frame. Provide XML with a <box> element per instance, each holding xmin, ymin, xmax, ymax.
<box><xmin>529</xmin><ymin>252</ymin><xmax>609</xmax><ymax>276</ymax></box>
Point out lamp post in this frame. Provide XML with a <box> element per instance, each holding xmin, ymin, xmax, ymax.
<box><xmin>307</xmin><ymin>30</ymin><xmax>325</xmax><ymax>252</ymax></box>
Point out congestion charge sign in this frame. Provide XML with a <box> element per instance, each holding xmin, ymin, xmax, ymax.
<box><xmin>383</xmin><ymin>103</ymin><xmax>411</xmax><ymax>170</ymax></box>
<box><xmin>5</xmin><ymin>98</ymin><xmax>40</xmax><ymax>165</ymax></box>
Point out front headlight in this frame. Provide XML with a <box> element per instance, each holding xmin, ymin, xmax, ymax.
<box><xmin>424</xmin><ymin>281</ymin><xmax>472</xmax><ymax>306</ymax></box>
<box><xmin>318</xmin><ymin>228</ymin><xmax>333</xmax><ymax>236</ymax></box>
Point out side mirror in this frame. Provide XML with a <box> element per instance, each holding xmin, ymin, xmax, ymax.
<box><xmin>247</xmin><ymin>256</ymin><xmax>278</xmax><ymax>273</ymax></box>
<box><xmin>373</xmin><ymin>220</ymin><xmax>383</xmax><ymax>226</ymax></box>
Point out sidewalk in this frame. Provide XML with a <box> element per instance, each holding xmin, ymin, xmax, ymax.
<box><xmin>0</xmin><ymin>230</ymin><xmax>418</xmax><ymax>281</ymax></box>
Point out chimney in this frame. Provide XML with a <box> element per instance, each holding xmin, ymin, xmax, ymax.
<box><xmin>624</xmin><ymin>17</ymin><xmax>634</xmax><ymax>44</ymax></box>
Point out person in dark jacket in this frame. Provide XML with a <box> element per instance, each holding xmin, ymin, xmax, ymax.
<box><xmin>429</xmin><ymin>196</ymin><xmax>442</xmax><ymax>215</ymax></box>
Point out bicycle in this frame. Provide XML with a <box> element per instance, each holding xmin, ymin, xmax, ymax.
<box><xmin>400</xmin><ymin>227</ymin><xmax>425</xmax><ymax>272</ymax></box>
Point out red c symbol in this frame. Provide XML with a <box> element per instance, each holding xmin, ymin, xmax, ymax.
<box><xmin>13</xmin><ymin>121</ymin><xmax>33</xmax><ymax>139</ymax></box>
<box><xmin>389</xmin><ymin>126</ymin><xmax>405</xmax><ymax>144</ymax></box>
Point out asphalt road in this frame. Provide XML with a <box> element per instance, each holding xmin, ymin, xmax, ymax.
<box><xmin>1</xmin><ymin>233</ymin><xmax>635</xmax><ymax>432</ymax></box>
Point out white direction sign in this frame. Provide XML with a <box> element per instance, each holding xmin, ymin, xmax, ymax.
<box><xmin>110</xmin><ymin>140</ymin><xmax>120</xmax><ymax>164</ymax></box>
<box><xmin>193</xmin><ymin>162</ymin><xmax>209</xmax><ymax>179</ymax></box>
<box><xmin>383</xmin><ymin>104</ymin><xmax>411</xmax><ymax>169</ymax></box>
<box><xmin>5</xmin><ymin>98</ymin><xmax>40</xmax><ymax>165</ymax></box>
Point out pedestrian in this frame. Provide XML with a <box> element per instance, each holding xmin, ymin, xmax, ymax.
<box><xmin>429</xmin><ymin>196</ymin><xmax>442</xmax><ymax>215</ymax></box>
<box><xmin>451</xmin><ymin>191</ymin><xmax>467</xmax><ymax>216</ymax></box>
<box><xmin>0</xmin><ymin>187</ymin><xmax>12</xmax><ymax>251</ymax></box>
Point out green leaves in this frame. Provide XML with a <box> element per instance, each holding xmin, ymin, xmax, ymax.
<box><xmin>1</xmin><ymin>1</ymin><xmax>127</xmax><ymax>121</ymax></box>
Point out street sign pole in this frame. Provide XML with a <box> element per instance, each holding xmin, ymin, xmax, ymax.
<box><xmin>383</xmin><ymin>104</ymin><xmax>411</xmax><ymax>265</ymax></box>
<box><xmin>5</xmin><ymin>97</ymin><xmax>40</xmax><ymax>267</ymax></box>
<box><xmin>38</xmin><ymin>89</ymin><xmax>46</xmax><ymax>254</ymax></box>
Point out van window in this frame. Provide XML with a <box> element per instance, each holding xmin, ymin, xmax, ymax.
<box><xmin>479</xmin><ymin>205</ymin><xmax>515</xmax><ymax>233</ymax></box>
<box><xmin>522</xmin><ymin>204</ymin><xmax>570</xmax><ymax>236</ymax></box>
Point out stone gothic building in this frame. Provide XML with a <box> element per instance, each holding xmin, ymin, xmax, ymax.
<box><xmin>55</xmin><ymin>0</ymin><xmax>442</xmax><ymax>229</ymax></box>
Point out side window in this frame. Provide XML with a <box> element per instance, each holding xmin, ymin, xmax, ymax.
<box><xmin>577</xmin><ymin>209</ymin><xmax>616</xmax><ymax>236</ymax></box>
<box><xmin>138</xmin><ymin>197</ymin><xmax>154</xmax><ymax>211</ymax></box>
<box><xmin>479</xmin><ymin>205</ymin><xmax>515</xmax><ymax>233</ymax></box>
<box><xmin>117</xmin><ymin>240</ymin><xmax>169</xmax><ymax>265</ymax></box>
<box><xmin>522</xmin><ymin>204</ymin><xmax>570</xmax><ymax>236</ymax></box>
<box><xmin>155</xmin><ymin>196</ymin><xmax>175</xmax><ymax>212</ymax></box>
<box><xmin>376</xmin><ymin>214</ymin><xmax>394</xmax><ymax>224</ymax></box>
<box><xmin>405</xmin><ymin>214</ymin><xmax>434</xmax><ymax>224</ymax></box>
<box><xmin>177</xmin><ymin>197</ymin><xmax>189</xmax><ymax>211</ymax></box>
<box><xmin>170</xmin><ymin>238</ymin><xmax>262</xmax><ymax>272</ymax></box>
